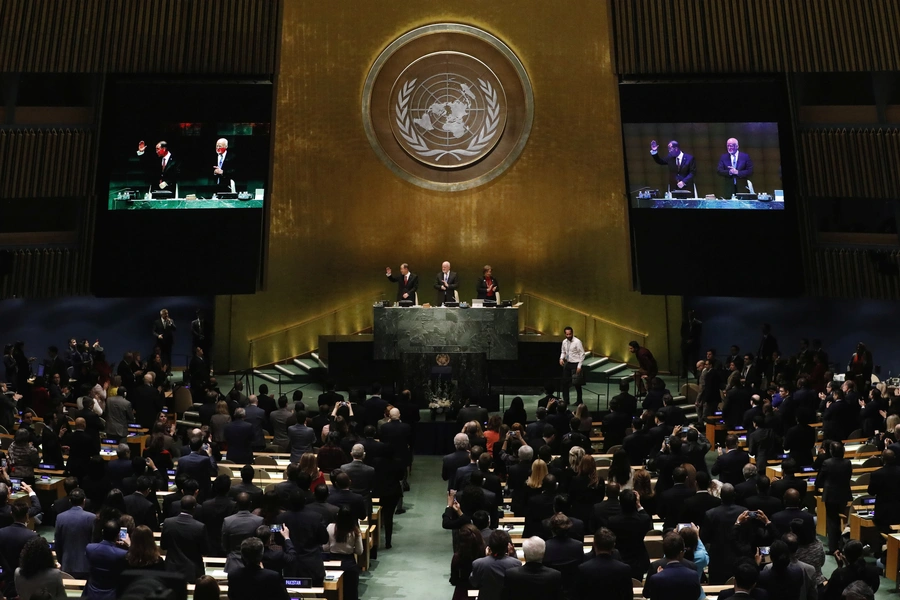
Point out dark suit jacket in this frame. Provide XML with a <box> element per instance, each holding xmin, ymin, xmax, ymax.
<box><xmin>590</xmin><ymin>498</ymin><xmax>622</xmax><ymax>531</ymax></box>
<box><xmin>869</xmin><ymin>464</ymin><xmax>900</xmax><ymax>531</ymax></box>
<box><xmin>213</xmin><ymin>150</ymin><xmax>238</xmax><ymax>190</ymax></box>
<box><xmin>658</xmin><ymin>484</ymin><xmax>696</xmax><ymax>529</ymax></box>
<box><xmin>386</xmin><ymin>271</ymin><xmax>419</xmax><ymax>302</ymax></box>
<box><xmin>476</xmin><ymin>276</ymin><xmax>499</xmax><ymax>300</ymax></box>
<box><xmin>144</xmin><ymin>152</ymin><xmax>180</xmax><ymax>191</ymax></box>
<box><xmin>362</xmin><ymin>395</ymin><xmax>388</xmax><ymax>428</ymax></box>
<box><xmin>131</xmin><ymin>383</ymin><xmax>165</xmax><ymax>429</ymax></box>
<box><xmin>125</xmin><ymin>492</ymin><xmax>159</xmax><ymax>531</ymax></box>
<box><xmin>458</xmin><ymin>404</ymin><xmax>490</xmax><ymax>426</ymax></box>
<box><xmin>326</xmin><ymin>488</ymin><xmax>366</xmax><ymax>520</ymax></box>
<box><xmin>84</xmin><ymin>540</ymin><xmax>128</xmax><ymax>600</ymax></box>
<box><xmin>176</xmin><ymin>451</ymin><xmax>218</xmax><ymax>499</ymax></box>
<box><xmin>152</xmin><ymin>317</ymin><xmax>176</xmax><ymax>349</ymax></box>
<box><xmin>652</xmin><ymin>150</ymin><xmax>697</xmax><ymax>190</ymax></box>
<box><xmin>64</xmin><ymin>429</ymin><xmax>101</xmax><ymax>480</ymax></box>
<box><xmin>711</xmin><ymin>449</ymin><xmax>750</xmax><ymax>486</ymax></box>
<box><xmin>228</xmin><ymin>566</ymin><xmax>290</xmax><ymax>600</ymax></box>
<box><xmin>815</xmin><ymin>457</ymin><xmax>852</xmax><ymax>505</ymax></box>
<box><xmin>771</xmin><ymin>507</ymin><xmax>815</xmax><ymax>542</ymax></box>
<box><xmin>222</xmin><ymin>510</ymin><xmax>265</xmax><ymax>569</ymax></box>
<box><xmin>341</xmin><ymin>460</ymin><xmax>376</xmax><ymax>498</ymax></box>
<box><xmin>822</xmin><ymin>560</ymin><xmax>880</xmax><ymax>600</ymax></box>
<box><xmin>716</xmin><ymin>151</ymin><xmax>754</xmax><ymax>196</ymax></box>
<box><xmin>783</xmin><ymin>424</ymin><xmax>816</xmax><ymax>466</ymax></box>
<box><xmin>608</xmin><ymin>511</ymin><xmax>652</xmax><ymax>577</ymax></box>
<box><xmin>679</xmin><ymin>491</ymin><xmax>721</xmax><ymax>529</ymax></box>
<box><xmin>162</xmin><ymin>513</ymin><xmax>208</xmax><ymax>582</ymax></box>
<box><xmin>769</xmin><ymin>476</ymin><xmax>807</xmax><ymax>507</ymax></box>
<box><xmin>379</xmin><ymin>420</ymin><xmax>412</xmax><ymax>465</ymax></box>
<box><xmin>443</xmin><ymin>449</ymin><xmax>471</xmax><ymax>491</ymax></box>
<box><xmin>822</xmin><ymin>400</ymin><xmax>854</xmax><ymax>442</ymax></box>
<box><xmin>244</xmin><ymin>404</ymin><xmax>268</xmax><ymax>449</ymax></box>
<box><xmin>200</xmin><ymin>495</ymin><xmax>237</xmax><ymax>555</ymax></box>
<box><xmin>744</xmin><ymin>494</ymin><xmax>782</xmax><ymax>518</ymax></box>
<box><xmin>702</xmin><ymin>503</ymin><xmax>747</xmax><ymax>582</ymax></box>
<box><xmin>501</xmin><ymin>562</ymin><xmax>562</xmax><ymax>600</ymax></box>
<box><xmin>523</xmin><ymin>492</ymin><xmax>557</xmax><ymax>538</ymax></box>
<box><xmin>434</xmin><ymin>271</ymin><xmax>460</xmax><ymax>305</ymax></box>
<box><xmin>577</xmin><ymin>554</ymin><xmax>633</xmax><ymax>600</ymax></box>
<box><xmin>643</xmin><ymin>560</ymin><xmax>703</xmax><ymax>600</ymax></box>
<box><xmin>224</xmin><ymin>419</ymin><xmax>255</xmax><ymax>464</ymax></box>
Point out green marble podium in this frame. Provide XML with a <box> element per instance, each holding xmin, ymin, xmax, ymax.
<box><xmin>373</xmin><ymin>306</ymin><xmax>518</xmax><ymax>360</ymax></box>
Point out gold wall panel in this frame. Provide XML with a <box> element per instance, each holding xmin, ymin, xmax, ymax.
<box><xmin>215</xmin><ymin>0</ymin><xmax>681</xmax><ymax>372</ymax></box>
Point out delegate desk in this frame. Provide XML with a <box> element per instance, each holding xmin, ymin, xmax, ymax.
<box><xmin>373</xmin><ymin>305</ymin><xmax>518</xmax><ymax>359</ymax></box>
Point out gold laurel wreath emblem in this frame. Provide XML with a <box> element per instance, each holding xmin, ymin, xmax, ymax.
<box><xmin>394</xmin><ymin>78</ymin><xmax>500</xmax><ymax>163</ymax></box>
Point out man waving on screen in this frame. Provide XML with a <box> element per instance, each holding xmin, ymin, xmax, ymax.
<box><xmin>137</xmin><ymin>140</ymin><xmax>180</xmax><ymax>192</ymax></box>
<box><xmin>650</xmin><ymin>139</ymin><xmax>696</xmax><ymax>194</ymax></box>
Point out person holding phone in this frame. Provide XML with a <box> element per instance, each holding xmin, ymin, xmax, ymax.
<box><xmin>84</xmin><ymin>520</ymin><xmax>129</xmax><ymax>600</ymax></box>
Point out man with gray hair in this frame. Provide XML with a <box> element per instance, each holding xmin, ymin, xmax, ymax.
<box><xmin>213</xmin><ymin>137</ymin><xmax>238</xmax><ymax>193</ymax></box>
<box><xmin>735</xmin><ymin>462</ymin><xmax>759</xmax><ymax>504</ymax></box>
<box><xmin>244</xmin><ymin>393</ymin><xmax>268</xmax><ymax>451</ymax></box>
<box><xmin>443</xmin><ymin>433</ymin><xmax>471</xmax><ymax>491</ymax></box>
<box><xmin>717</xmin><ymin>137</ymin><xmax>754</xmax><ymax>198</ymax></box>
<box><xmin>107</xmin><ymin>443</ymin><xmax>133</xmax><ymax>488</ymax></box>
<box><xmin>503</xmin><ymin>535</ymin><xmax>560</xmax><ymax>596</ymax></box>
<box><xmin>130</xmin><ymin>371</ymin><xmax>164</xmax><ymax>430</ymax></box>
<box><xmin>341</xmin><ymin>443</ymin><xmax>375</xmax><ymax>514</ymax></box>
<box><xmin>224</xmin><ymin>407</ymin><xmax>255</xmax><ymax>464</ymax></box>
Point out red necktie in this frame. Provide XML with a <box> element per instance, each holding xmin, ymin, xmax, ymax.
<box><xmin>404</xmin><ymin>275</ymin><xmax>408</xmax><ymax>285</ymax></box>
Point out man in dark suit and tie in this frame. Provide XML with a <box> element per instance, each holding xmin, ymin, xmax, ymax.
<box><xmin>711</xmin><ymin>434</ymin><xmax>750</xmax><ymax>486</ymax></box>
<box><xmin>716</xmin><ymin>138</ymin><xmax>754</xmax><ymax>198</ymax></box>
<box><xmin>227</xmin><ymin>537</ymin><xmax>290</xmax><ymax>600</ymax></box>
<box><xmin>0</xmin><ymin>502</ymin><xmax>38</xmax><ymax>596</ymax></box>
<box><xmin>642</xmin><ymin>533</ymin><xmax>702</xmax><ymax>600</ymax></box>
<box><xmin>224</xmin><ymin>408</ymin><xmax>256</xmax><ymax>464</ymax></box>
<box><xmin>814</xmin><ymin>441</ymin><xmax>852</xmax><ymax>554</ymax></box>
<box><xmin>385</xmin><ymin>263</ymin><xmax>419</xmax><ymax>303</ymax></box>
<box><xmin>434</xmin><ymin>261</ymin><xmax>459</xmax><ymax>305</ymax></box>
<box><xmin>326</xmin><ymin>472</ymin><xmax>367</xmax><ymax>520</ymax></box>
<box><xmin>577</xmin><ymin>527</ymin><xmax>633</xmax><ymax>600</ymax></box>
<box><xmin>341</xmin><ymin>444</ymin><xmax>376</xmax><ymax>509</ymax></box>
<box><xmin>161</xmin><ymin>494</ymin><xmax>208</xmax><ymax>582</ymax></box>
<box><xmin>176</xmin><ymin>436</ymin><xmax>218</xmax><ymax>501</ymax></box>
<box><xmin>124</xmin><ymin>476</ymin><xmax>159</xmax><ymax>531</ymax></box>
<box><xmin>650</xmin><ymin>139</ymin><xmax>696</xmax><ymax>193</ymax></box>
<box><xmin>702</xmin><ymin>484</ymin><xmax>747</xmax><ymax>584</ymax></box>
<box><xmin>213</xmin><ymin>137</ymin><xmax>238</xmax><ymax>192</ymax></box>
<box><xmin>502</xmin><ymin>536</ymin><xmax>562</xmax><ymax>600</ymax></box>
<box><xmin>136</xmin><ymin>140</ymin><xmax>180</xmax><ymax>192</ymax></box>
<box><xmin>191</xmin><ymin>309</ymin><xmax>211</xmax><ymax>358</ymax></box>
<box><xmin>152</xmin><ymin>308</ymin><xmax>176</xmax><ymax>367</ymax></box>
<box><xmin>770</xmin><ymin>488</ymin><xmax>815</xmax><ymax>542</ymax></box>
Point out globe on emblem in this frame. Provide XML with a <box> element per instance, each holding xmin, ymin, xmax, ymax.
<box><xmin>390</xmin><ymin>53</ymin><xmax>507</xmax><ymax>169</ymax></box>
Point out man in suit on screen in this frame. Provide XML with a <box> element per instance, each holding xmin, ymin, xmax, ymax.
<box><xmin>386</xmin><ymin>263</ymin><xmax>419</xmax><ymax>303</ymax></box>
<box><xmin>213</xmin><ymin>137</ymin><xmax>238</xmax><ymax>193</ymax></box>
<box><xmin>716</xmin><ymin>137</ymin><xmax>754</xmax><ymax>198</ymax></box>
<box><xmin>650</xmin><ymin>139</ymin><xmax>696</xmax><ymax>193</ymax></box>
<box><xmin>433</xmin><ymin>261</ymin><xmax>459</xmax><ymax>305</ymax></box>
<box><xmin>136</xmin><ymin>140</ymin><xmax>179</xmax><ymax>192</ymax></box>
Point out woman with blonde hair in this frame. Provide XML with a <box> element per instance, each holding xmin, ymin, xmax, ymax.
<box><xmin>517</xmin><ymin>458</ymin><xmax>548</xmax><ymax>515</ymax></box>
<box><xmin>568</xmin><ymin>446</ymin><xmax>586</xmax><ymax>470</ymax></box>
<box><xmin>574</xmin><ymin>403</ymin><xmax>593</xmax><ymax>433</ymax></box>
<box><xmin>299</xmin><ymin>452</ymin><xmax>326</xmax><ymax>491</ymax></box>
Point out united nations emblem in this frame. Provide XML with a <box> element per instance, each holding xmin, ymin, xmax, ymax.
<box><xmin>436</xmin><ymin>353</ymin><xmax>451</xmax><ymax>366</ymax></box>
<box><xmin>363</xmin><ymin>24</ymin><xmax>533</xmax><ymax>191</ymax></box>
<box><xmin>391</xmin><ymin>55</ymin><xmax>506</xmax><ymax>168</ymax></box>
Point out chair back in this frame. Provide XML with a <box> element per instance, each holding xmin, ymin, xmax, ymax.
<box><xmin>172</xmin><ymin>386</ymin><xmax>193</xmax><ymax>416</ymax></box>
<box><xmin>253</xmin><ymin>455</ymin><xmax>278</xmax><ymax>466</ymax></box>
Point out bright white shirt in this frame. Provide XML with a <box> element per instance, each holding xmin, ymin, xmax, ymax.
<box><xmin>560</xmin><ymin>337</ymin><xmax>585</xmax><ymax>368</ymax></box>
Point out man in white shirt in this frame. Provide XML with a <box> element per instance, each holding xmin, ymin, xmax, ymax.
<box><xmin>213</xmin><ymin>137</ymin><xmax>237</xmax><ymax>193</ymax></box>
<box><xmin>559</xmin><ymin>327</ymin><xmax>585</xmax><ymax>405</ymax></box>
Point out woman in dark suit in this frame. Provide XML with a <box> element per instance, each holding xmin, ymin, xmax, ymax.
<box><xmin>475</xmin><ymin>265</ymin><xmax>499</xmax><ymax>300</ymax></box>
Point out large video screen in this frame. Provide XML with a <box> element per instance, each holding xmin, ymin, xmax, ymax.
<box><xmin>107</xmin><ymin>122</ymin><xmax>269</xmax><ymax>210</ymax></box>
<box><xmin>93</xmin><ymin>79</ymin><xmax>272</xmax><ymax>296</ymax></box>
<box><xmin>621</xmin><ymin>78</ymin><xmax>801</xmax><ymax>297</ymax></box>
<box><xmin>623</xmin><ymin>122</ymin><xmax>784</xmax><ymax>210</ymax></box>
